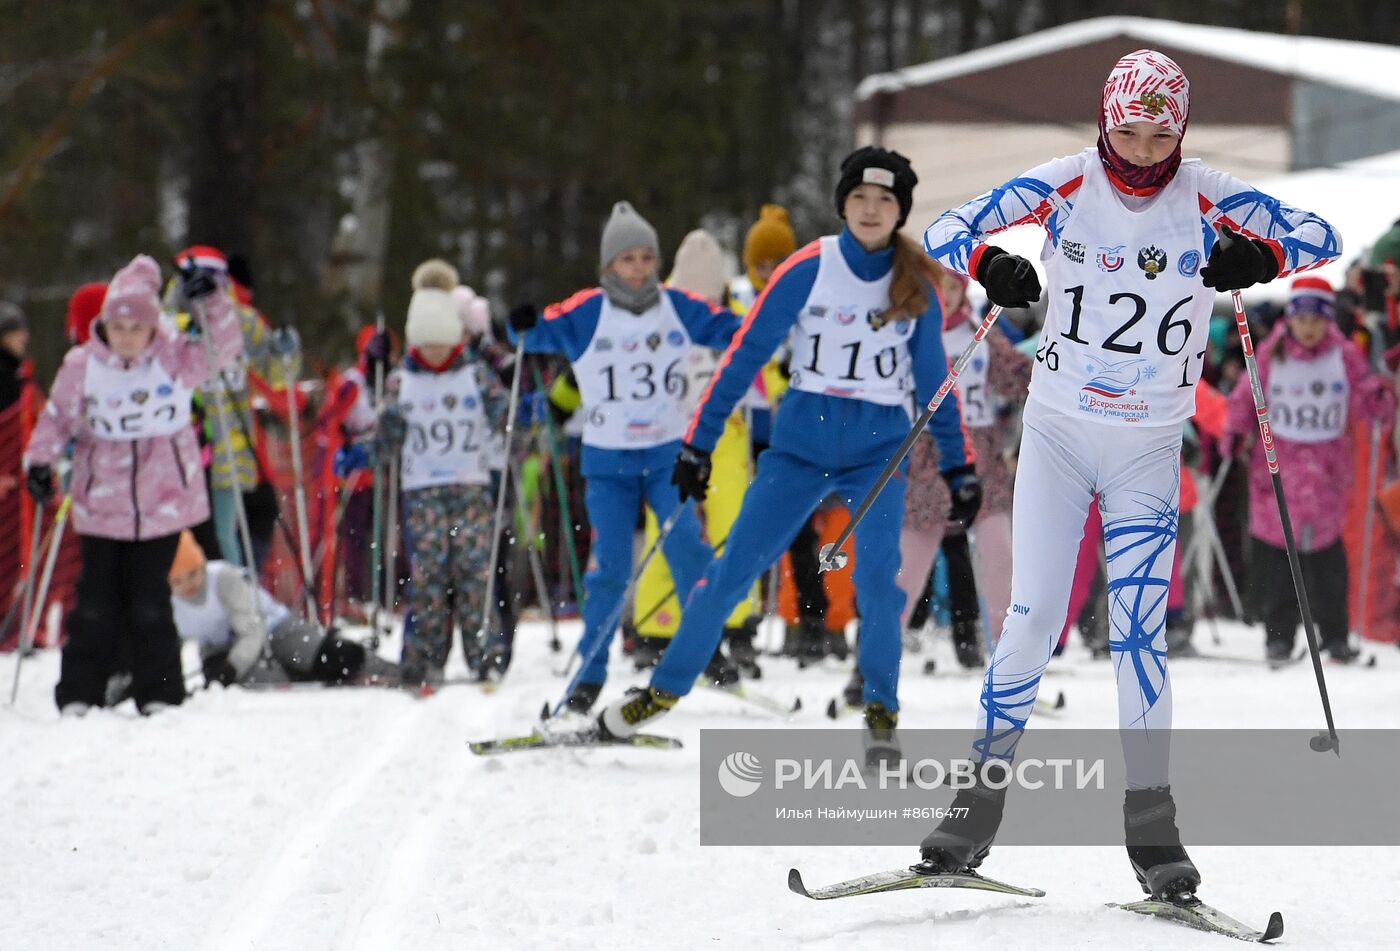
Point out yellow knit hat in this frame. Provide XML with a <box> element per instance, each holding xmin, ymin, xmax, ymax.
<box><xmin>743</xmin><ymin>205</ymin><xmax>797</xmax><ymax>288</ymax></box>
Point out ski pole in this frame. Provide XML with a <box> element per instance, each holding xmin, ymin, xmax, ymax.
<box><xmin>10</xmin><ymin>495</ymin><xmax>71</xmax><ymax>705</ymax></box>
<box><xmin>212</xmin><ymin>370</ymin><xmax>319</xmax><ymax>620</ymax></box>
<box><xmin>381</xmin><ymin>455</ymin><xmax>400</xmax><ymax>624</ymax></box>
<box><xmin>475</xmin><ymin>337</ymin><xmax>528</xmax><ymax>675</ymax></box>
<box><xmin>1221</xmin><ymin>256</ymin><xmax>1338</xmax><ymax>754</ymax></box>
<box><xmin>9</xmin><ymin>500</ymin><xmax>45</xmax><ymax>651</ymax></box>
<box><xmin>530</xmin><ymin>362</ymin><xmax>587</xmax><ymax>611</ymax></box>
<box><xmin>550</xmin><ymin>501</ymin><xmax>692</xmax><ymax>715</ymax></box>
<box><xmin>278</xmin><ymin>352</ymin><xmax>317</xmax><ymax>623</ymax></box>
<box><xmin>819</xmin><ymin>305</ymin><xmax>1005</xmax><ymax>572</ymax></box>
<box><xmin>367</xmin><ymin>311</ymin><xmax>388</xmax><ymax>650</ymax></box>
<box><xmin>509</xmin><ymin>454</ymin><xmax>560</xmax><ymax>652</ymax></box>
<box><xmin>192</xmin><ymin>295</ymin><xmax>271</xmax><ymax>651</ymax></box>
<box><xmin>1355</xmin><ymin>421</ymin><xmax>1381</xmax><ymax>640</ymax></box>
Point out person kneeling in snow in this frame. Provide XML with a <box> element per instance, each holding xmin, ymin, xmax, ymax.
<box><xmin>166</xmin><ymin>531</ymin><xmax>387</xmax><ymax>687</ymax></box>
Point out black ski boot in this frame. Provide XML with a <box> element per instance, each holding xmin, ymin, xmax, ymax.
<box><xmin>703</xmin><ymin>646</ymin><xmax>740</xmax><ymax>688</ymax></box>
<box><xmin>631</xmin><ymin>635</ymin><xmax>670</xmax><ymax>671</ymax></box>
<box><xmin>313</xmin><ymin>635</ymin><xmax>367</xmax><ymax>684</ymax></box>
<box><xmin>915</xmin><ymin>763</ymin><xmax>1010</xmax><ymax>873</ymax></box>
<box><xmin>951</xmin><ymin>618</ymin><xmax>985</xmax><ymax>669</ymax></box>
<box><xmin>1325</xmin><ymin>640</ymin><xmax>1363</xmax><ymax>664</ymax></box>
<box><xmin>564</xmin><ymin>681</ymin><xmax>603</xmax><ymax>715</ymax></box>
<box><xmin>842</xmin><ymin>667</ymin><xmax>864</xmax><ymax>708</ymax></box>
<box><xmin>725</xmin><ymin>619</ymin><xmax>763</xmax><ymax>679</ymax></box>
<box><xmin>796</xmin><ymin>619</ymin><xmax>828</xmax><ymax>668</ymax></box>
<box><xmin>1266</xmin><ymin>639</ymin><xmax>1295</xmax><ymax>669</ymax></box>
<box><xmin>1124</xmin><ymin>786</ymin><xmax>1201</xmax><ymax>899</ymax></box>
<box><xmin>824</xmin><ymin>628</ymin><xmax>851</xmax><ymax>661</ymax></box>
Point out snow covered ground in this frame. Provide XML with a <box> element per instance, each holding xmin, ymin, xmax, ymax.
<box><xmin>3</xmin><ymin>617</ymin><xmax>1399</xmax><ymax>950</ymax></box>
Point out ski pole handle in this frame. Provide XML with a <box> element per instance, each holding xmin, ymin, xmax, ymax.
<box><xmin>818</xmin><ymin>305</ymin><xmax>1005</xmax><ymax>573</ymax></box>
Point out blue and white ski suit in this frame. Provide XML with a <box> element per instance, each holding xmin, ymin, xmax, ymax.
<box><xmin>651</xmin><ymin>229</ymin><xmax>974</xmax><ymax>711</ymax></box>
<box><xmin>515</xmin><ymin>285</ymin><xmax>739</xmax><ymax>687</ymax></box>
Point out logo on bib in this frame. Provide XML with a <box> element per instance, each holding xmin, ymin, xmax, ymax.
<box><xmin>1061</xmin><ymin>240</ymin><xmax>1086</xmax><ymax>264</ymax></box>
<box><xmin>666</xmin><ymin>330</ymin><xmax>685</xmax><ymax>347</ymax></box>
<box><xmin>1137</xmin><ymin>246</ymin><xmax>1168</xmax><ymax>280</ymax></box>
<box><xmin>808</xmin><ymin>306</ymin><xmax>828</xmax><ymax>318</ymax></box>
<box><xmin>596</xmin><ymin>337</ymin><xmax>613</xmax><ymax>352</ymax></box>
<box><xmin>106</xmin><ymin>396</ymin><xmax>123</xmax><ymax>409</ymax></box>
<box><xmin>130</xmin><ymin>389</ymin><xmax>149</xmax><ymax>405</ymax></box>
<box><xmin>463</xmin><ymin>395</ymin><xmax>477</xmax><ymax>409</ymax></box>
<box><xmin>1081</xmin><ymin>357</ymin><xmax>1146</xmax><ymax>399</ymax></box>
<box><xmin>423</xmin><ymin>400</ymin><xmax>437</xmax><ymax>411</ymax></box>
<box><xmin>621</xmin><ymin>337</ymin><xmax>639</xmax><ymax>352</ymax></box>
<box><xmin>442</xmin><ymin>395</ymin><xmax>457</xmax><ymax>410</ymax></box>
<box><xmin>1177</xmin><ymin>249</ymin><xmax>1201</xmax><ymax>278</ymax></box>
<box><xmin>1097</xmin><ymin>246</ymin><xmax>1126</xmax><ymax>272</ymax></box>
<box><xmin>156</xmin><ymin>384</ymin><xmax>173</xmax><ymax>397</ymax></box>
<box><xmin>835</xmin><ymin>308</ymin><xmax>857</xmax><ymax>326</ymax></box>
<box><xmin>971</xmin><ymin>356</ymin><xmax>986</xmax><ymax>372</ymax></box>
<box><xmin>1311</xmin><ymin>380</ymin><xmax>1326</xmax><ymax>396</ymax></box>
<box><xmin>646</xmin><ymin>333</ymin><xmax>662</xmax><ymax>352</ymax></box>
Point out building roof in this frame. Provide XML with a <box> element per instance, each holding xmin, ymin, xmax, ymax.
<box><xmin>857</xmin><ymin>16</ymin><xmax>1400</xmax><ymax>105</ymax></box>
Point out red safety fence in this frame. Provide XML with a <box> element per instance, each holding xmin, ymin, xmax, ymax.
<box><xmin>0</xmin><ymin>386</ymin><xmax>81</xmax><ymax>652</ymax></box>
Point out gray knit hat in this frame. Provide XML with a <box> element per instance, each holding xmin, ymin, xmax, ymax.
<box><xmin>600</xmin><ymin>201</ymin><xmax>660</xmax><ymax>272</ymax></box>
<box><xmin>0</xmin><ymin>301</ymin><xmax>25</xmax><ymax>336</ymax></box>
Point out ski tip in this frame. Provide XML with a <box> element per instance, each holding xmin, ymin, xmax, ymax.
<box><xmin>1365</xmin><ymin>653</ymin><xmax>1378</xmax><ymax>668</ymax></box>
<box><xmin>825</xmin><ymin>699</ymin><xmax>838</xmax><ymax>720</ymax></box>
<box><xmin>791</xmin><ymin>696</ymin><xmax>803</xmax><ymax>713</ymax></box>
<box><xmin>1054</xmin><ymin>690</ymin><xmax>1066</xmax><ymax>710</ymax></box>
<box><xmin>539</xmin><ymin>700</ymin><xmax>550</xmax><ymax>722</ymax></box>
<box><xmin>1262</xmin><ymin>911</ymin><xmax>1284</xmax><ymax>942</ymax></box>
<box><xmin>787</xmin><ymin>868</ymin><xmax>811</xmax><ymax>897</ymax></box>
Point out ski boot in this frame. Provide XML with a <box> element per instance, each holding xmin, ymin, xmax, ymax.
<box><xmin>950</xmin><ymin>618</ymin><xmax>985</xmax><ymax>669</ymax></box>
<box><xmin>824</xmin><ymin>628</ymin><xmax>851</xmax><ymax>662</ymax></box>
<box><xmin>1265</xmin><ymin>639</ymin><xmax>1294</xmax><ymax>670</ymax></box>
<box><xmin>915</xmin><ymin>762</ymin><xmax>1011</xmax><ymax>873</ymax></box>
<box><xmin>842</xmin><ymin>667</ymin><xmax>864</xmax><ymax>708</ymax></box>
<box><xmin>631</xmin><ymin>634</ymin><xmax>670</xmax><ymax>671</ymax></box>
<box><xmin>863</xmin><ymin>702</ymin><xmax>900</xmax><ymax>771</ymax></box>
<box><xmin>564</xmin><ymin>680</ymin><xmax>603</xmax><ymax>715</ymax></box>
<box><xmin>725</xmin><ymin>619</ymin><xmax>763</xmax><ymax>679</ymax></box>
<box><xmin>598</xmin><ymin>685</ymin><xmax>678</xmax><ymax>739</ymax></box>
<box><xmin>796</xmin><ymin>619</ymin><xmax>828</xmax><ymax>668</ymax></box>
<box><xmin>1164</xmin><ymin>612</ymin><xmax>1198</xmax><ymax>658</ymax></box>
<box><xmin>1325</xmin><ymin>640</ymin><xmax>1363</xmax><ymax>665</ymax></box>
<box><xmin>703</xmin><ymin>646</ymin><xmax>740</xmax><ymax>688</ymax></box>
<box><xmin>1124</xmin><ymin>785</ymin><xmax>1201</xmax><ymax>900</ymax></box>
<box><xmin>313</xmin><ymin>635</ymin><xmax>368</xmax><ymax>684</ymax></box>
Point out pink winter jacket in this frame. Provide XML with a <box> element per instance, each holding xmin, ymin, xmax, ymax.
<box><xmin>24</xmin><ymin>291</ymin><xmax>242</xmax><ymax>541</ymax></box>
<box><xmin>1224</xmin><ymin>322</ymin><xmax>1393</xmax><ymax>552</ymax></box>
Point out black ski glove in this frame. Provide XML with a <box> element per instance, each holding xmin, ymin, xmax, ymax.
<box><xmin>178</xmin><ymin>263</ymin><xmax>221</xmax><ymax>303</ymax></box>
<box><xmin>942</xmin><ymin>464</ymin><xmax>983</xmax><ymax>528</ymax></box>
<box><xmin>672</xmin><ymin>443</ymin><xmax>712</xmax><ymax>503</ymax></box>
<box><xmin>25</xmin><ymin>464</ymin><xmax>54</xmax><ymax>506</ymax></box>
<box><xmin>975</xmin><ymin>247</ymin><xmax>1042</xmax><ymax>309</ymax></box>
<box><xmin>1201</xmin><ymin>225</ymin><xmax>1280</xmax><ymax>292</ymax></box>
<box><xmin>375</xmin><ymin>406</ymin><xmax>408</xmax><ymax>457</ymax></box>
<box><xmin>202</xmin><ymin>652</ymin><xmax>239</xmax><ymax>688</ymax></box>
<box><xmin>508</xmin><ymin>303</ymin><xmax>539</xmax><ymax>334</ymax></box>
